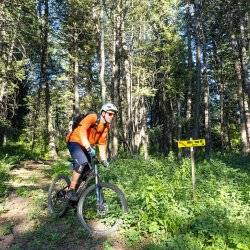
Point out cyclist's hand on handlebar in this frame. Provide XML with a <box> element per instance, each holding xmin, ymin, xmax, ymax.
<box><xmin>102</xmin><ymin>160</ymin><xmax>110</xmax><ymax>168</ymax></box>
<box><xmin>87</xmin><ymin>147</ymin><xmax>96</xmax><ymax>157</ymax></box>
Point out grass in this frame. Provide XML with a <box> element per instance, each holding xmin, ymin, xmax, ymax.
<box><xmin>0</xmin><ymin>142</ymin><xmax>44</xmax><ymax>198</ymax></box>
<box><xmin>0</xmin><ymin>221</ymin><xmax>13</xmax><ymax>236</ymax></box>
<box><xmin>15</xmin><ymin>186</ymin><xmax>31</xmax><ymax>198</ymax></box>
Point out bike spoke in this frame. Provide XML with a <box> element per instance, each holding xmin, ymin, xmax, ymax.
<box><xmin>48</xmin><ymin>175</ymin><xmax>70</xmax><ymax>217</ymax></box>
<box><xmin>78</xmin><ymin>183</ymin><xmax>127</xmax><ymax>235</ymax></box>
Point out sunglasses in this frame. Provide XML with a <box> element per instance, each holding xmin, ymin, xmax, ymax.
<box><xmin>106</xmin><ymin>111</ymin><xmax>115</xmax><ymax>117</ymax></box>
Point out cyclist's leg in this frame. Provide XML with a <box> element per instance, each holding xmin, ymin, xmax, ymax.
<box><xmin>67</xmin><ymin>142</ymin><xmax>90</xmax><ymax>200</ymax></box>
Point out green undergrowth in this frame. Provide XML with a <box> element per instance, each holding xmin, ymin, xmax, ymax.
<box><xmin>105</xmin><ymin>153</ymin><xmax>250</xmax><ymax>249</ymax></box>
<box><xmin>0</xmin><ymin>143</ymin><xmax>44</xmax><ymax>199</ymax></box>
<box><xmin>46</xmin><ymin>152</ymin><xmax>250</xmax><ymax>249</ymax></box>
<box><xmin>44</xmin><ymin>159</ymin><xmax>71</xmax><ymax>178</ymax></box>
<box><xmin>2</xmin><ymin>144</ymin><xmax>250</xmax><ymax>249</ymax></box>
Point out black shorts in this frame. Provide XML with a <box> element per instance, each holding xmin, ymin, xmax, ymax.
<box><xmin>67</xmin><ymin>142</ymin><xmax>91</xmax><ymax>173</ymax></box>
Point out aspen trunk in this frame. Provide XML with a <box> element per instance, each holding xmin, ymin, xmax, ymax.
<box><xmin>236</xmin><ymin>60</ymin><xmax>250</xmax><ymax>154</ymax></box>
<box><xmin>231</xmin><ymin>19</ymin><xmax>250</xmax><ymax>153</ymax></box>
<box><xmin>192</xmin><ymin>40</ymin><xmax>202</xmax><ymax>138</ymax></box>
<box><xmin>42</xmin><ymin>0</ymin><xmax>57</xmax><ymax>158</ymax></box>
<box><xmin>73</xmin><ymin>23</ymin><xmax>80</xmax><ymax>116</ymax></box>
<box><xmin>185</xmin><ymin>0</ymin><xmax>193</xmax><ymax>136</ymax></box>
<box><xmin>203</xmin><ymin>44</ymin><xmax>211</xmax><ymax>158</ymax></box>
<box><xmin>110</xmin><ymin>12</ymin><xmax>119</xmax><ymax>157</ymax></box>
<box><xmin>192</xmin><ymin>3</ymin><xmax>202</xmax><ymax>139</ymax></box>
<box><xmin>99</xmin><ymin>0</ymin><xmax>106</xmax><ymax>103</ymax></box>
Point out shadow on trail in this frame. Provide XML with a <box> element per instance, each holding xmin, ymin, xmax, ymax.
<box><xmin>11</xmin><ymin>210</ymin><xmax>108</xmax><ymax>250</ymax></box>
<box><xmin>10</xmin><ymin>183</ymin><xmax>51</xmax><ymax>194</ymax></box>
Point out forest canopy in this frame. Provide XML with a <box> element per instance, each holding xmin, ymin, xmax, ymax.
<box><xmin>0</xmin><ymin>0</ymin><xmax>249</xmax><ymax>158</ymax></box>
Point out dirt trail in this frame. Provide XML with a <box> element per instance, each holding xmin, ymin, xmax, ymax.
<box><xmin>0</xmin><ymin>161</ymin><xmax>51</xmax><ymax>249</ymax></box>
<box><xmin>0</xmin><ymin>161</ymin><xmax>127</xmax><ymax>250</ymax></box>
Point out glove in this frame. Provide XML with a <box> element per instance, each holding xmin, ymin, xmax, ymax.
<box><xmin>87</xmin><ymin>147</ymin><xmax>96</xmax><ymax>157</ymax></box>
<box><xmin>102</xmin><ymin>160</ymin><xmax>110</xmax><ymax>168</ymax></box>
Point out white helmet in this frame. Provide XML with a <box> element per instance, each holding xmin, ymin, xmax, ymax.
<box><xmin>101</xmin><ymin>103</ymin><xmax>118</xmax><ymax>113</ymax></box>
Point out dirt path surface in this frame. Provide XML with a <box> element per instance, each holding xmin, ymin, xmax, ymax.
<box><xmin>0</xmin><ymin>161</ymin><xmax>127</xmax><ymax>250</ymax></box>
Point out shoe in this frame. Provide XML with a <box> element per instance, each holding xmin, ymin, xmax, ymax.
<box><xmin>65</xmin><ymin>189</ymin><xmax>78</xmax><ymax>202</ymax></box>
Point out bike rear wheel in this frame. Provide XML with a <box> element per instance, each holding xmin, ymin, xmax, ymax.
<box><xmin>77</xmin><ymin>182</ymin><xmax>128</xmax><ymax>236</ymax></box>
<box><xmin>48</xmin><ymin>174</ymin><xmax>70</xmax><ymax>217</ymax></box>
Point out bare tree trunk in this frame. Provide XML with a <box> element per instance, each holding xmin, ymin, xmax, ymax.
<box><xmin>239</xmin><ymin>1</ymin><xmax>250</xmax><ymax>108</ymax></box>
<box><xmin>192</xmin><ymin>3</ymin><xmax>202</xmax><ymax>138</ymax></box>
<box><xmin>185</xmin><ymin>0</ymin><xmax>193</xmax><ymax>137</ymax></box>
<box><xmin>110</xmin><ymin>12</ymin><xmax>119</xmax><ymax>157</ymax></box>
<box><xmin>124</xmin><ymin>45</ymin><xmax>132</xmax><ymax>150</ymax></box>
<box><xmin>140</xmin><ymin>96</ymin><xmax>149</xmax><ymax>160</ymax></box>
<box><xmin>42</xmin><ymin>0</ymin><xmax>57</xmax><ymax>159</ymax></box>
<box><xmin>220</xmin><ymin>80</ymin><xmax>230</xmax><ymax>150</ymax></box>
<box><xmin>132</xmin><ymin>72</ymin><xmax>149</xmax><ymax>158</ymax></box>
<box><xmin>202</xmin><ymin>42</ymin><xmax>211</xmax><ymax>158</ymax></box>
<box><xmin>31</xmin><ymin>3</ymin><xmax>44</xmax><ymax>151</ymax></box>
<box><xmin>99</xmin><ymin>0</ymin><xmax>106</xmax><ymax>103</ymax></box>
<box><xmin>247</xmin><ymin>5</ymin><xmax>250</xmax><ymax>97</ymax></box>
<box><xmin>73</xmin><ymin>23</ymin><xmax>80</xmax><ymax>116</ymax></box>
<box><xmin>213</xmin><ymin>40</ymin><xmax>230</xmax><ymax>151</ymax></box>
<box><xmin>236</xmin><ymin>60</ymin><xmax>250</xmax><ymax>154</ymax></box>
<box><xmin>177</xmin><ymin>97</ymin><xmax>182</xmax><ymax>160</ymax></box>
<box><xmin>74</xmin><ymin>56</ymin><xmax>80</xmax><ymax>115</ymax></box>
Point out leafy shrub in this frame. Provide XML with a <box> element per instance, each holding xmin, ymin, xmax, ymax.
<box><xmin>0</xmin><ymin>160</ymin><xmax>11</xmax><ymax>198</ymax></box>
<box><xmin>102</xmin><ymin>153</ymin><xmax>250</xmax><ymax>249</ymax></box>
<box><xmin>45</xmin><ymin>159</ymin><xmax>71</xmax><ymax>178</ymax></box>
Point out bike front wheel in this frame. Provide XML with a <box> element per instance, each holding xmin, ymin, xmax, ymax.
<box><xmin>77</xmin><ymin>182</ymin><xmax>128</xmax><ymax>236</ymax></box>
<box><xmin>48</xmin><ymin>174</ymin><xmax>70</xmax><ymax>217</ymax></box>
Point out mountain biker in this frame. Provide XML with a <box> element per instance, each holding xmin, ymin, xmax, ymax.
<box><xmin>65</xmin><ymin>103</ymin><xmax>118</xmax><ymax>201</ymax></box>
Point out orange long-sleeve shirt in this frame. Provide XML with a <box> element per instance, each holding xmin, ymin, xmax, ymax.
<box><xmin>66</xmin><ymin>113</ymin><xmax>110</xmax><ymax>160</ymax></box>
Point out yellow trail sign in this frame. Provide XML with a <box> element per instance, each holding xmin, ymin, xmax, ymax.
<box><xmin>177</xmin><ymin>139</ymin><xmax>206</xmax><ymax>148</ymax></box>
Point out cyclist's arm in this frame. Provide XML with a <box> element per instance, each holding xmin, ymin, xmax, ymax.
<box><xmin>98</xmin><ymin>127</ymin><xmax>109</xmax><ymax>160</ymax></box>
<box><xmin>98</xmin><ymin>144</ymin><xmax>107</xmax><ymax>161</ymax></box>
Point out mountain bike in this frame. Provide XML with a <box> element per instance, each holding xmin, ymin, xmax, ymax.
<box><xmin>48</xmin><ymin>158</ymin><xmax>128</xmax><ymax>236</ymax></box>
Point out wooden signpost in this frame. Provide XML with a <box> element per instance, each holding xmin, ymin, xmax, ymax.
<box><xmin>177</xmin><ymin>138</ymin><xmax>206</xmax><ymax>201</ymax></box>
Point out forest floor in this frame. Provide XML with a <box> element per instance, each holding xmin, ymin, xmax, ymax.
<box><xmin>0</xmin><ymin>160</ymin><xmax>128</xmax><ymax>250</ymax></box>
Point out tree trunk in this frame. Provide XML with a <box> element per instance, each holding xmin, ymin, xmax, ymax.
<box><xmin>202</xmin><ymin>43</ymin><xmax>211</xmax><ymax>158</ymax></box>
<box><xmin>213</xmin><ymin>40</ymin><xmax>230</xmax><ymax>151</ymax></box>
<box><xmin>192</xmin><ymin>3</ymin><xmax>202</xmax><ymax>138</ymax></box>
<box><xmin>236</xmin><ymin>59</ymin><xmax>250</xmax><ymax>154</ymax></box>
<box><xmin>247</xmin><ymin>4</ymin><xmax>250</xmax><ymax>99</ymax></box>
<box><xmin>185</xmin><ymin>0</ymin><xmax>193</xmax><ymax>137</ymax></box>
<box><xmin>124</xmin><ymin>45</ymin><xmax>132</xmax><ymax>150</ymax></box>
<box><xmin>73</xmin><ymin>23</ymin><xmax>80</xmax><ymax>116</ymax></box>
<box><xmin>99</xmin><ymin>0</ymin><xmax>106</xmax><ymax>103</ymax></box>
<box><xmin>42</xmin><ymin>0</ymin><xmax>57</xmax><ymax>158</ymax></box>
<box><xmin>239</xmin><ymin>1</ymin><xmax>250</xmax><ymax>109</ymax></box>
<box><xmin>219</xmin><ymin>80</ymin><xmax>231</xmax><ymax>151</ymax></box>
<box><xmin>110</xmin><ymin>12</ymin><xmax>119</xmax><ymax>157</ymax></box>
<box><xmin>177</xmin><ymin>96</ymin><xmax>182</xmax><ymax>160</ymax></box>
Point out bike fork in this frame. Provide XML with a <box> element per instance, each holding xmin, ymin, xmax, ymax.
<box><xmin>94</xmin><ymin>164</ymin><xmax>103</xmax><ymax>206</ymax></box>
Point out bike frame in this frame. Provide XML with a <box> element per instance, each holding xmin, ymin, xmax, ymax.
<box><xmin>93</xmin><ymin>160</ymin><xmax>104</xmax><ymax>208</ymax></box>
<box><xmin>76</xmin><ymin>158</ymin><xmax>104</xmax><ymax>210</ymax></box>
